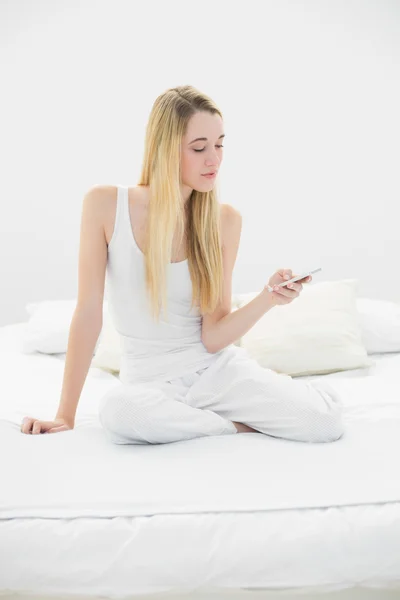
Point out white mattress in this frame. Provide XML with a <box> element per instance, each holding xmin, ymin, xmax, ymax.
<box><xmin>1</xmin><ymin>322</ymin><xmax>400</xmax><ymax>598</ymax></box>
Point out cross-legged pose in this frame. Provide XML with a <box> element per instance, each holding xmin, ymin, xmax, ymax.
<box><xmin>21</xmin><ymin>85</ymin><xmax>344</xmax><ymax>445</ymax></box>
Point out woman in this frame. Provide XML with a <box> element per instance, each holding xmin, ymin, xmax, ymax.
<box><xmin>21</xmin><ymin>85</ymin><xmax>344</xmax><ymax>444</ymax></box>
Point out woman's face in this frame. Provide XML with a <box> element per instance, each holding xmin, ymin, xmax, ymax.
<box><xmin>180</xmin><ymin>111</ymin><xmax>224</xmax><ymax>198</ymax></box>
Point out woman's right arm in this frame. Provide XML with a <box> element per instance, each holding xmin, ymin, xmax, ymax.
<box><xmin>55</xmin><ymin>185</ymin><xmax>111</xmax><ymax>426</ymax></box>
<box><xmin>21</xmin><ymin>185</ymin><xmax>112</xmax><ymax>434</ymax></box>
<box><xmin>55</xmin><ymin>307</ymin><xmax>103</xmax><ymax>427</ymax></box>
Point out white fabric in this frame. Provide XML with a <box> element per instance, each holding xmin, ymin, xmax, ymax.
<box><xmin>97</xmin><ymin>344</ymin><xmax>344</xmax><ymax>445</ymax></box>
<box><xmin>103</xmin><ymin>184</ymin><xmax>221</xmax><ymax>383</ymax></box>
<box><xmin>2</xmin><ymin>324</ymin><xmax>400</xmax><ymax>596</ymax></box>
<box><xmin>1</xmin><ymin>329</ymin><xmax>400</xmax><ymax>519</ymax></box>
<box><xmin>92</xmin><ymin>298</ymin><xmax>242</xmax><ymax>375</ymax></box>
<box><xmin>4</xmin><ymin>404</ymin><xmax>400</xmax><ymax>519</ymax></box>
<box><xmin>2</xmin><ymin>503</ymin><xmax>400</xmax><ymax>598</ymax></box>
<box><xmin>236</xmin><ymin>280</ymin><xmax>373</xmax><ymax>376</ymax></box>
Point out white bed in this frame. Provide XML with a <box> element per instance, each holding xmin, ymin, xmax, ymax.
<box><xmin>1</xmin><ymin>321</ymin><xmax>400</xmax><ymax>600</ymax></box>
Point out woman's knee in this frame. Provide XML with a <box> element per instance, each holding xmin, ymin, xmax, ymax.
<box><xmin>306</xmin><ymin>408</ymin><xmax>345</xmax><ymax>442</ymax></box>
<box><xmin>98</xmin><ymin>384</ymin><xmax>148</xmax><ymax>444</ymax></box>
<box><xmin>306</xmin><ymin>381</ymin><xmax>345</xmax><ymax>442</ymax></box>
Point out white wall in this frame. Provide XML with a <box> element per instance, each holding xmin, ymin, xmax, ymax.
<box><xmin>1</xmin><ymin>0</ymin><xmax>399</xmax><ymax>327</ymax></box>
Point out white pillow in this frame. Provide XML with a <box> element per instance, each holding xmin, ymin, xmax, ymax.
<box><xmin>22</xmin><ymin>300</ymin><xmax>78</xmax><ymax>354</ymax></box>
<box><xmin>235</xmin><ymin>279</ymin><xmax>374</xmax><ymax>377</ymax></box>
<box><xmin>22</xmin><ymin>300</ymin><xmax>104</xmax><ymax>355</ymax></box>
<box><xmin>356</xmin><ymin>297</ymin><xmax>400</xmax><ymax>354</ymax></box>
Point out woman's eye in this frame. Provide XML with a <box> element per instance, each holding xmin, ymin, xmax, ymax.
<box><xmin>193</xmin><ymin>145</ymin><xmax>224</xmax><ymax>153</ymax></box>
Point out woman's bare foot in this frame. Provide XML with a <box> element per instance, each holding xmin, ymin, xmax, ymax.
<box><xmin>232</xmin><ymin>421</ymin><xmax>258</xmax><ymax>433</ymax></box>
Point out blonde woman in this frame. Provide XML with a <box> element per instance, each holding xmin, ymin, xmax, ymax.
<box><xmin>21</xmin><ymin>85</ymin><xmax>344</xmax><ymax>444</ymax></box>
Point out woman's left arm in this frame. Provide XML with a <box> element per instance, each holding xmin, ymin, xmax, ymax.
<box><xmin>201</xmin><ymin>206</ymin><xmax>275</xmax><ymax>353</ymax></box>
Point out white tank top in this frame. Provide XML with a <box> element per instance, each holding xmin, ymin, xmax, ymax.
<box><xmin>105</xmin><ymin>185</ymin><xmax>224</xmax><ymax>384</ymax></box>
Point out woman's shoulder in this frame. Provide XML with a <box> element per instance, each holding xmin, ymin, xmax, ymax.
<box><xmin>87</xmin><ymin>184</ymin><xmax>146</xmax><ymax>212</ymax></box>
<box><xmin>220</xmin><ymin>202</ymin><xmax>242</xmax><ymax>227</ymax></box>
<box><xmin>85</xmin><ymin>184</ymin><xmax>117</xmax><ymax>205</ymax></box>
<box><xmin>219</xmin><ymin>203</ymin><xmax>242</xmax><ymax>249</ymax></box>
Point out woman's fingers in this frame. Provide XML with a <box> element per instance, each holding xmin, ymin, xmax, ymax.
<box><xmin>286</xmin><ymin>282</ymin><xmax>303</xmax><ymax>293</ymax></box>
<box><xmin>32</xmin><ymin>422</ymin><xmax>42</xmax><ymax>434</ymax></box>
<box><xmin>270</xmin><ymin>272</ymin><xmax>312</xmax><ymax>304</ymax></box>
<box><xmin>32</xmin><ymin>421</ymin><xmax>67</xmax><ymax>434</ymax></box>
<box><xmin>274</xmin><ymin>282</ymin><xmax>302</xmax><ymax>297</ymax></box>
<box><xmin>21</xmin><ymin>417</ymin><xmax>35</xmax><ymax>434</ymax></box>
<box><xmin>20</xmin><ymin>418</ymin><xmax>69</xmax><ymax>434</ymax></box>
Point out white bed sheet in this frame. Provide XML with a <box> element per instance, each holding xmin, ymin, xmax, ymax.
<box><xmin>1</xmin><ymin>322</ymin><xmax>400</xmax><ymax>598</ymax></box>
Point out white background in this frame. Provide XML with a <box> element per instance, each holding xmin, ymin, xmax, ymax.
<box><xmin>1</xmin><ymin>0</ymin><xmax>399</xmax><ymax>326</ymax></box>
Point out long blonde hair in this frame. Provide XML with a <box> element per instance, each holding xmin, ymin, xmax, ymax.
<box><xmin>137</xmin><ymin>85</ymin><xmax>224</xmax><ymax>323</ymax></box>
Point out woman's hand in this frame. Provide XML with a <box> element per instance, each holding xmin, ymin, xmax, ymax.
<box><xmin>264</xmin><ymin>268</ymin><xmax>312</xmax><ymax>306</ymax></box>
<box><xmin>20</xmin><ymin>416</ymin><xmax>74</xmax><ymax>435</ymax></box>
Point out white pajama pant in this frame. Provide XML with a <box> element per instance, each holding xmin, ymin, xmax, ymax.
<box><xmin>98</xmin><ymin>345</ymin><xmax>345</xmax><ymax>445</ymax></box>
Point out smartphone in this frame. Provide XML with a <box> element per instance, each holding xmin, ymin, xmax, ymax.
<box><xmin>266</xmin><ymin>267</ymin><xmax>322</xmax><ymax>292</ymax></box>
